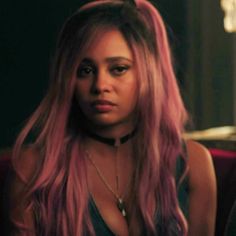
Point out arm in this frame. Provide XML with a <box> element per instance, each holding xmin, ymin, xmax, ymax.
<box><xmin>186</xmin><ymin>140</ymin><xmax>217</xmax><ymax>236</ymax></box>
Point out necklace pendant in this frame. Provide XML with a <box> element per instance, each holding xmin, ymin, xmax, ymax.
<box><xmin>117</xmin><ymin>198</ymin><xmax>127</xmax><ymax>217</ymax></box>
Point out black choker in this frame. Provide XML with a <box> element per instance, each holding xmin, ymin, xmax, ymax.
<box><xmin>86</xmin><ymin>129</ymin><xmax>136</xmax><ymax>147</ymax></box>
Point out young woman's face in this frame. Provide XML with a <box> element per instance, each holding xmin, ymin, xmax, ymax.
<box><xmin>74</xmin><ymin>29</ymin><xmax>138</xmax><ymax>130</ymax></box>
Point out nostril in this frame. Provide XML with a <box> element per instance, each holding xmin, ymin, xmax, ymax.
<box><xmin>91</xmin><ymin>74</ymin><xmax>110</xmax><ymax>94</ymax></box>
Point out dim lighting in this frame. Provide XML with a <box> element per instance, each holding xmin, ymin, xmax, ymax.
<box><xmin>221</xmin><ymin>0</ymin><xmax>236</xmax><ymax>32</ymax></box>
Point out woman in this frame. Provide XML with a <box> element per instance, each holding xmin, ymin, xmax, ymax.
<box><xmin>8</xmin><ymin>0</ymin><xmax>216</xmax><ymax>235</ymax></box>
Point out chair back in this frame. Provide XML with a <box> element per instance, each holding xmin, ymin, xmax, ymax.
<box><xmin>209</xmin><ymin>148</ymin><xmax>236</xmax><ymax>236</ymax></box>
<box><xmin>0</xmin><ymin>149</ymin><xmax>12</xmax><ymax>232</ymax></box>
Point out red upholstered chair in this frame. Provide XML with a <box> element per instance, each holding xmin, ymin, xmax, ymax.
<box><xmin>209</xmin><ymin>148</ymin><xmax>236</xmax><ymax>236</ymax></box>
<box><xmin>0</xmin><ymin>149</ymin><xmax>12</xmax><ymax>186</ymax></box>
<box><xmin>225</xmin><ymin>199</ymin><xmax>236</xmax><ymax>236</ymax></box>
<box><xmin>0</xmin><ymin>149</ymin><xmax>12</xmax><ymax>234</ymax></box>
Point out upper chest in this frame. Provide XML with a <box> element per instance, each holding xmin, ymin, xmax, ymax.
<box><xmin>86</xmin><ymin>154</ymin><xmax>137</xmax><ymax>236</ymax></box>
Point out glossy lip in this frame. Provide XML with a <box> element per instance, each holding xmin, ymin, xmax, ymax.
<box><xmin>91</xmin><ymin>99</ymin><xmax>116</xmax><ymax>112</ymax></box>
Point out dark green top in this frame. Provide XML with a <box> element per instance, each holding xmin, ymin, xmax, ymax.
<box><xmin>88</xmin><ymin>155</ymin><xmax>189</xmax><ymax>235</ymax></box>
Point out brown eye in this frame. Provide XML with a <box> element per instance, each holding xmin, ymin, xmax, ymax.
<box><xmin>77</xmin><ymin>65</ymin><xmax>95</xmax><ymax>78</ymax></box>
<box><xmin>110</xmin><ymin>65</ymin><xmax>130</xmax><ymax>76</ymax></box>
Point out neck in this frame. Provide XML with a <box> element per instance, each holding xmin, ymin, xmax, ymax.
<box><xmin>83</xmin><ymin>126</ymin><xmax>135</xmax><ymax>157</ymax></box>
<box><xmin>83</xmin><ymin>121</ymin><xmax>136</xmax><ymax>140</ymax></box>
<box><xmin>88</xmin><ymin>129</ymin><xmax>136</xmax><ymax>147</ymax></box>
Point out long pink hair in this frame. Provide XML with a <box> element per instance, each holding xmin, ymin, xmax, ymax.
<box><xmin>11</xmin><ymin>0</ymin><xmax>188</xmax><ymax>235</ymax></box>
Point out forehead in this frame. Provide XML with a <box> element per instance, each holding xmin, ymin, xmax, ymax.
<box><xmin>82</xmin><ymin>29</ymin><xmax>133</xmax><ymax>61</ymax></box>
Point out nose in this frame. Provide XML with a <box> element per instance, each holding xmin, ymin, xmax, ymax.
<box><xmin>91</xmin><ymin>69</ymin><xmax>111</xmax><ymax>94</ymax></box>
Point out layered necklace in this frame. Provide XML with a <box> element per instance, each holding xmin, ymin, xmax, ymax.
<box><xmin>85</xmin><ymin>130</ymin><xmax>136</xmax><ymax>218</ymax></box>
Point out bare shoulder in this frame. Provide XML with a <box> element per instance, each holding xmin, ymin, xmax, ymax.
<box><xmin>185</xmin><ymin>139</ymin><xmax>215</xmax><ymax>185</ymax></box>
<box><xmin>185</xmin><ymin>139</ymin><xmax>216</xmax><ymax>189</ymax></box>
<box><xmin>185</xmin><ymin>139</ymin><xmax>217</xmax><ymax>236</ymax></box>
<box><xmin>185</xmin><ymin>139</ymin><xmax>211</xmax><ymax>162</ymax></box>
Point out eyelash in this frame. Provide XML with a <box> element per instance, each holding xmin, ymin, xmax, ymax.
<box><xmin>110</xmin><ymin>65</ymin><xmax>130</xmax><ymax>76</ymax></box>
<box><xmin>76</xmin><ymin>65</ymin><xmax>95</xmax><ymax>78</ymax></box>
<box><xmin>76</xmin><ymin>64</ymin><xmax>130</xmax><ymax>79</ymax></box>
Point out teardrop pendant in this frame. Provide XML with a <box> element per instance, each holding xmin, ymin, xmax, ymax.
<box><xmin>117</xmin><ymin>198</ymin><xmax>127</xmax><ymax>217</ymax></box>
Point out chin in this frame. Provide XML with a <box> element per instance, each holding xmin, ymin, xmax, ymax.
<box><xmin>82</xmin><ymin>111</ymin><xmax>135</xmax><ymax>130</ymax></box>
<box><xmin>89</xmin><ymin>117</ymin><xmax>134</xmax><ymax>131</ymax></box>
<box><xmin>89</xmin><ymin>118</ymin><xmax>119</xmax><ymax>127</ymax></box>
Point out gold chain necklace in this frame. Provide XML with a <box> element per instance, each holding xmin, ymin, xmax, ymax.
<box><xmin>85</xmin><ymin>150</ymin><xmax>127</xmax><ymax>218</ymax></box>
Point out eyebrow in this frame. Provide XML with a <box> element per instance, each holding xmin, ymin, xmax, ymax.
<box><xmin>105</xmin><ymin>57</ymin><xmax>133</xmax><ymax>63</ymax></box>
<box><xmin>80</xmin><ymin>57</ymin><xmax>133</xmax><ymax>64</ymax></box>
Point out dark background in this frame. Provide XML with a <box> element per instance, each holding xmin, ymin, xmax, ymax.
<box><xmin>0</xmin><ymin>0</ymin><xmax>235</xmax><ymax>148</ymax></box>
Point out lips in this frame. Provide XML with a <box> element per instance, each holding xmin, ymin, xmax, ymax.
<box><xmin>91</xmin><ymin>99</ymin><xmax>116</xmax><ymax>112</ymax></box>
<box><xmin>91</xmin><ymin>99</ymin><xmax>115</xmax><ymax>106</ymax></box>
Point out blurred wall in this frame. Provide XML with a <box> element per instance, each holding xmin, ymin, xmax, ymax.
<box><xmin>0</xmin><ymin>0</ymin><xmax>235</xmax><ymax>148</ymax></box>
<box><xmin>0</xmin><ymin>0</ymin><xmax>85</xmax><ymax>148</ymax></box>
<box><xmin>185</xmin><ymin>0</ymin><xmax>235</xmax><ymax>129</ymax></box>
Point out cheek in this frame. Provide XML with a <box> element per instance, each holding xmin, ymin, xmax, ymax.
<box><xmin>74</xmin><ymin>93</ymin><xmax>90</xmax><ymax>118</ymax></box>
<box><xmin>75</xmin><ymin>82</ymin><xmax>89</xmax><ymax>100</ymax></box>
<box><xmin>130</xmin><ymin>78</ymin><xmax>138</xmax><ymax>98</ymax></box>
<box><xmin>74</xmin><ymin>86</ymin><xmax>88</xmax><ymax>113</ymax></box>
<box><xmin>75</xmin><ymin>88</ymin><xmax>83</xmax><ymax>101</ymax></box>
<box><xmin>130</xmin><ymin>91</ymin><xmax>138</xmax><ymax>110</ymax></box>
<box><xmin>124</xmin><ymin>80</ymin><xmax>138</xmax><ymax>108</ymax></box>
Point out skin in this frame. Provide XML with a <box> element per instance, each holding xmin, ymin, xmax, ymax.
<box><xmin>74</xmin><ymin>29</ymin><xmax>217</xmax><ymax>235</ymax></box>
<box><xmin>75</xmin><ymin>29</ymin><xmax>138</xmax><ymax>236</ymax></box>
<box><xmin>9</xmin><ymin>29</ymin><xmax>217</xmax><ymax>236</ymax></box>
<box><xmin>186</xmin><ymin>140</ymin><xmax>217</xmax><ymax>236</ymax></box>
<box><xmin>74</xmin><ymin>29</ymin><xmax>138</xmax><ymax>138</ymax></box>
<box><xmin>9</xmin><ymin>142</ymin><xmax>217</xmax><ymax>236</ymax></box>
